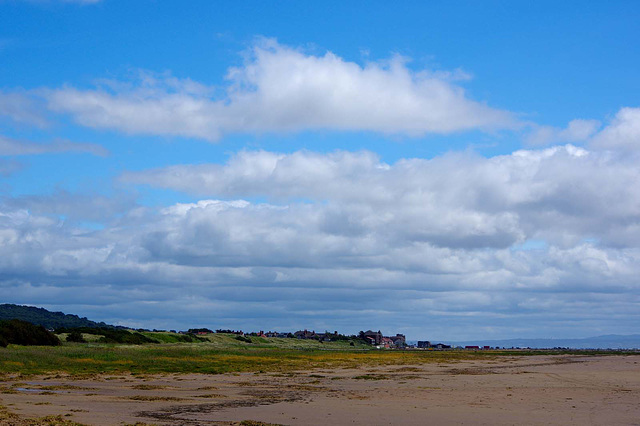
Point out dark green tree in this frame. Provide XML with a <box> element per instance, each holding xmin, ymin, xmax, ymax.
<box><xmin>0</xmin><ymin>319</ymin><xmax>61</xmax><ymax>346</ymax></box>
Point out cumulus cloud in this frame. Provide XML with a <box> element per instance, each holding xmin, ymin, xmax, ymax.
<box><xmin>0</xmin><ymin>135</ymin><xmax>108</xmax><ymax>156</ymax></box>
<box><xmin>46</xmin><ymin>40</ymin><xmax>517</xmax><ymax>141</ymax></box>
<box><xmin>123</xmin><ymin>145</ymin><xmax>640</xmax><ymax>249</ymax></box>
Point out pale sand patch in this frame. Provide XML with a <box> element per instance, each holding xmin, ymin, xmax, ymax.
<box><xmin>1</xmin><ymin>355</ymin><xmax>639</xmax><ymax>425</ymax></box>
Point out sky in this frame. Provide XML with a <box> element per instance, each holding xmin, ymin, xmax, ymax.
<box><xmin>1</xmin><ymin>0</ymin><xmax>640</xmax><ymax>340</ymax></box>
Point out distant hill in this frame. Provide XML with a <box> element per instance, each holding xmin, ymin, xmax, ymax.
<box><xmin>449</xmin><ymin>334</ymin><xmax>640</xmax><ymax>350</ymax></box>
<box><xmin>0</xmin><ymin>304</ymin><xmax>117</xmax><ymax>330</ymax></box>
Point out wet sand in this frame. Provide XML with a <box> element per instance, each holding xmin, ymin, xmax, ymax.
<box><xmin>1</xmin><ymin>354</ymin><xmax>639</xmax><ymax>425</ymax></box>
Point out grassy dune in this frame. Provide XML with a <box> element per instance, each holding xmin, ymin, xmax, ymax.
<box><xmin>180</xmin><ymin>332</ymin><xmax>372</xmax><ymax>350</ymax></box>
<box><xmin>142</xmin><ymin>332</ymin><xmax>370</xmax><ymax>349</ymax></box>
<box><xmin>0</xmin><ymin>334</ymin><xmax>488</xmax><ymax>376</ymax></box>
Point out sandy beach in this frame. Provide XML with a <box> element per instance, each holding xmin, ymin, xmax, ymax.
<box><xmin>1</xmin><ymin>354</ymin><xmax>639</xmax><ymax>425</ymax></box>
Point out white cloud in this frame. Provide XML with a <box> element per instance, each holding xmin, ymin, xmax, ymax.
<box><xmin>590</xmin><ymin>107</ymin><xmax>640</xmax><ymax>151</ymax></box>
<box><xmin>47</xmin><ymin>40</ymin><xmax>517</xmax><ymax>141</ymax></box>
<box><xmin>3</xmin><ymin>190</ymin><xmax>135</xmax><ymax>223</ymax></box>
<box><xmin>0</xmin><ymin>91</ymin><xmax>48</xmax><ymax>127</ymax></box>
<box><xmin>123</xmin><ymin>145</ymin><xmax>640</xmax><ymax>249</ymax></box>
<box><xmin>536</xmin><ymin>107</ymin><xmax>640</xmax><ymax>152</ymax></box>
<box><xmin>0</xmin><ymin>135</ymin><xmax>108</xmax><ymax>156</ymax></box>
<box><xmin>526</xmin><ymin>119</ymin><xmax>600</xmax><ymax>146</ymax></box>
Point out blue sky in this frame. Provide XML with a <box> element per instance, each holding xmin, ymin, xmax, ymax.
<box><xmin>1</xmin><ymin>0</ymin><xmax>640</xmax><ymax>340</ymax></box>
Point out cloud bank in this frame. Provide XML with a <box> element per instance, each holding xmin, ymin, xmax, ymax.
<box><xmin>47</xmin><ymin>40</ymin><xmax>517</xmax><ymax>141</ymax></box>
<box><xmin>2</xmin><ymin>141</ymin><xmax>640</xmax><ymax>338</ymax></box>
<box><xmin>122</xmin><ymin>144</ymin><xmax>640</xmax><ymax>250</ymax></box>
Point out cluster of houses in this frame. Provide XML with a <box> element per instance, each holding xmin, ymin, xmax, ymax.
<box><xmin>181</xmin><ymin>328</ymin><xmax>500</xmax><ymax>351</ymax></box>
<box><xmin>359</xmin><ymin>330</ymin><xmax>406</xmax><ymax>348</ymax></box>
<box><xmin>417</xmin><ymin>341</ymin><xmax>452</xmax><ymax>349</ymax></box>
<box><xmin>213</xmin><ymin>329</ymin><xmax>340</xmax><ymax>341</ymax></box>
<box><xmin>176</xmin><ymin>328</ymin><xmax>504</xmax><ymax>350</ymax></box>
<box><xmin>256</xmin><ymin>329</ymin><xmax>408</xmax><ymax>348</ymax></box>
<box><xmin>177</xmin><ymin>327</ymin><xmax>507</xmax><ymax>351</ymax></box>
<box><xmin>417</xmin><ymin>341</ymin><xmax>497</xmax><ymax>350</ymax></box>
<box><xmin>292</xmin><ymin>329</ymin><xmax>342</xmax><ymax>341</ymax></box>
<box><xmin>199</xmin><ymin>328</ymin><xmax>409</xmax><ymax>348</ymax></box>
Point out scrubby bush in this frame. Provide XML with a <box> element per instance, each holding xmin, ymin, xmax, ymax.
<box><xmin>97</xmin><ymin>329</ymin><xmax>158</xmax><ymax>344</ymax></box>
<box><xmin>178</xmin><ymin>333</ymin><xmax>206</xmax><ymax>343</ymax></box>
<box><xmin>0</xmin><ymin>319</ymin><xmax>61</xmax><ymax>346</ymax></box>
<box><xmin>66</xmin><ymin>330</ymin><xmax>87</xmax><ymax>343</ymax></box>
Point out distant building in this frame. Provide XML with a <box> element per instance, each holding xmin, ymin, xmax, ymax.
<box><xmin>294</xmin><ymin>329</ymin><xmax>318</xmax><ymax>339</ymax></box>
<box><xmin>381</xmin><ymin>337</ymin><xmax>394</xmax><ymax>348</ymax></box>
<box><xmin>390</xmin><ymin>334</ymin><xmax>406</xmax><ymax>347</ymax></box>
<box><xmin>316</xmin><ymin>331</ymin><xmax>338</xmax><ymax>342</ymax></box>
<box><xmin>361</xmin><ymin>330</ymin><xmax>383</xmax><ymax>345</ymax></box>
<box><xmin>215</xmin><ymin>329</ymin><xmax>244</xmax><ymax>335</ymax></box>
<box><xmin>417</xmin><ymin>341</ymin><xmax>431</xmax><ymax>348</ymax></box>
<box><xmin>435</xmin><ymin>343</ymin><xmax>451</xmax><ymax>349</ymax></box>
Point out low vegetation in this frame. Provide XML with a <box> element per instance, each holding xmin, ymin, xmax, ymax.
<box><xmin>0</xmin><ymin>403</ymin><xmax>85</xmax><ymax>425</ymax></box>
<box><xmin>65</xmin><ymin>330</ymin><xmax>86</xmax><ymax>343</ymax></box>
<box><xmin>55</xmin><ymin>327</ymin><xmax>158</xmax><ymax>345</ymax></box>
<box><xmin>0</xmin><ymin>330</ymin><xmax>501</xmax><ymax>377</ymax></box>
<box><xmin>138</xmin><ymin>331</ymin><xmax>205</xmax><ymax>343</ymax></box>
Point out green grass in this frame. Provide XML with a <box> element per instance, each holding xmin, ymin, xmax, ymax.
<box><xmin>193</xmin><ymin>333</ymin><xmax>372</xmax><ymax>350</ymax></box>
<box><xmin>1</xmin><ymin>336</ymin><xmax>636</xmax><ymax>377</ymax></box>
<box><xmin>138</xmin><ymin>332</ymin><xmax>195</xmax><ymax>344</ymax></box>
<box><xmin>0</xmin><ymin>344</ymin><xmax>490</xmax><ymax>376</ymax></box>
